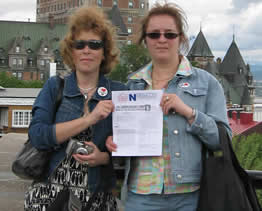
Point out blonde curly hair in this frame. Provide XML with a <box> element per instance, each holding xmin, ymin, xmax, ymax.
<box><xmin>60</xmin><ymin>6</ymin><xmax>119</xmax><ymax>74</ymax></box>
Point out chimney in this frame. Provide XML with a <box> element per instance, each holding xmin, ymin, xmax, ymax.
<box><xmin>227</xmin><ymin>110</ymin><xmax>232</xmax><ymax>118</ymax></box>
<box><xmin>48</xmin><ymin>14</ymin><xmax>55</xmax><ymax>29</ymax></box>
<box><xmin>240</xmin><ymin>112</ymin><xmax>253</xmax><ymax>124</ymax></box>
<box><xmin>232</xmin><ymin>111</ymin><xmax>237</xmax><ymax>121</ymax></box>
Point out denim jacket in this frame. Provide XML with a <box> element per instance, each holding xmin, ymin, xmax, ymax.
<box><xmin>121</xmin><ymin>64</ymin><xmax>231</xmax><ymax>200</ymax></box>
<box><xmin>29</xmin><ymin>72</ymin><xmax>127</xmax><ymax>192</ymax></box>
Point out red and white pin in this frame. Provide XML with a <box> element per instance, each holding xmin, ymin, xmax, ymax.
<box><xmin>179</xmin><ymin>82</ymin><xmax>190</xmax><ymax>88</ymax></box>
<box><xmin>97</xmin><ymin>87</ymin><xmax>108</xmax><ymax>97</ymax></box>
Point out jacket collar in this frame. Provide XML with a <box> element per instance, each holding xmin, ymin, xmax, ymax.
<box><xmin>129</xmin><ymin>55</ymin><xmax>193</xmax><ymax>82</ymax></box>
<box><xmin>64</xmin><ymin>72</ymin><xmax>111</xmax><ymax>100</ymax></box>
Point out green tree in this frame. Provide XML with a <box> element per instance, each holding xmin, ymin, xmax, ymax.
<box><xmin>232</xmin><ymin>133</ymin><xmax>262</xmax><ymax>206</ymax></box>
<box><xmin>0</xmin><ymin>72</ymin><xmax>44</xmax><ymax>88</ymax></box>
<box><xmin>108</xmin><ymin>44</ymin><xmax>151</xmax><ymax>82</ymax></box>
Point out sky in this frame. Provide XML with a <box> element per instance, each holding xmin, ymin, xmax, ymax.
<box><xmin>0</xmin><ymin>0</ymin><xmax>261</xmax><ymax>65</ymax></box>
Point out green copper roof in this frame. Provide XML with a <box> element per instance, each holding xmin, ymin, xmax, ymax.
<box><xmin>0</xmin><ymin>20</ymin><xmax>67</xmax><ymax>56</ymax></box>
<box><xmin>188</xmin><ymin>30</ymin><xmax>214</xmax><ymax>58</ymax></box>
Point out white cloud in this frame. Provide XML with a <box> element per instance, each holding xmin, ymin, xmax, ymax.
<box><xmin>0</xmin><ymin>1</ymin><xmax>36</xmax><ymax>22</ymax></box>
<box><xmin>0</xmin><ymin>0</ymin><xmax>261</xmax><ymax>64</ymax></box>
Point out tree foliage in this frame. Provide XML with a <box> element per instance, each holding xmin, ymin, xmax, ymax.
<box><xmin>0</xmin><ymin>72</ymin><xmax>44</xmax><ymax>88</ymax></box>
<box><xmin>108</xmin><ymin>44</ymin><xmax>151</xmax><ymax>83</ymax></box>
<box><xmin>232</xmin><ymin>133</ymin><xmax>262</xmax><ymax>206</ymax></box>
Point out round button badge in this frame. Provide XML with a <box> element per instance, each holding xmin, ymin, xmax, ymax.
<box><xmin>97</xmin><ymin>87</ymin><xmax>108</xmax><ymax>97</ymax></box>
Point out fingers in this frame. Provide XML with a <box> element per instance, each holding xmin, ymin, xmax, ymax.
<box><xmin>89</xmin><ymin>100</ymin><xmax>114</xmax><ymax>124</ymax></box>
<box><xmin>161</xmin><ymin>94</ymin><xmax>176</xmax><ymax>115</ymax></box>
<box><xmin>105</xmin><ymin>136</ymin><xmax>117</xmax><ymax>152</ymax></box>
<box><xmin>96</xmin><ymin>100</ymin><xmax>114</xmax><ymax>119</ymax></box>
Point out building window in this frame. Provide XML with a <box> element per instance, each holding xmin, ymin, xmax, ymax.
<box><xmin>44</xmin><ymin>47</ymin><xmax>48</xmax><ymax>53</ymax></box>
<box><xmin>18</xmin><ymin>58</ymin><xmax>23</xmax><ymax>67</ymax></box>
<box><xmin>113</xmin><ymin>0</ymin><xmax>117</xmax><ymax>6</ymax></box>
<box><xmin>128</xmin><ymin>28</ymin><xmax>132</xmax><ymax>34</ymax></box>
<box><xmin>28</xmin><ymin>58</ymin><xmax>33</xmax><ymax>66</ymax></box>
<box><xmin>127</xmin><ymin>40</ymin><xmax>132</xmax><ymax>45</ymax></box>
<box><xmin>0</xmin><ymin>58</ymin><xmax>5</xmax><ymax>64</ymax></box>
<box><xmin>12</xmin><ymin>72</ymin><xmax>17</xmax><ymax>77</ymax></box>
<box><xmin>128</xmin><ymin>16</ymin><xmax>133</xmax><ymax>23</ymax></box>
<box><xmin>12</xmin><ymin>110</ymin><xmax>32</xmax><ymax>128</ymax></box>
<box><xmin>40</xmin><ymin>59</ymin><xmax>45</xmax><ymax>66</ymax></box>
<box><xmin>15</xmin><ymin>46</ymin><xmax>20</xmax><ymax>53</ymax></box>
<box><xmin>141</xmin><ymin>2</ymin><xmax>145</xmax><ymax>9</ymax></box>
<box><xmin>128</xmin><ymin>1</ymin><xmax>133</xmax><ymax>8</ymax></box>
<box><xmin>17</xmin><ymin>72</ymin><xmax>23</xmax><ymax>79</ymax></box>
<box><xmin>12</xmin><ymin>58</ymin><xmax>17</xmax><ymax>66</ymax></box>
<box><xmin>97</xmin><ymin>0</ymin><xmax>102</xmax><ymax>7</ymax></box>
<box><xmin>40</xmin><ymin>73</ymin><xmax>44</xmax><ymax>80</ymax></box>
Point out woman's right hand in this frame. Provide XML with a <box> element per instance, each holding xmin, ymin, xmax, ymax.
<box><xmin>88</xmin><ymin>100</ymin><xmax>114</xmax><ymax>125</ymax></box>
<box><xmin>106</xmin><ymin>136</ymin><xmax>117</xmax><ymax>152</ymax></box>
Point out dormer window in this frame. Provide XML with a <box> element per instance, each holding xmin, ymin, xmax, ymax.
<box><xmin>113</xmin><ymin>0</ymin><xmax>117</xmax><ymax>6</ymax></box>
<box><xmin>44</xmin><ymin>46</ymin><xmax>48</xmax><ymax>53</ymax></box>
<box><xmin>97</xmin><ymin>0</ymin><xmax>102</xmax><ymax>7</ymax></box>
<box><xmin>16</xmin><ymin>46</ymin><xmax>20</xmax><ymax>53</ymax></box>
<box><xmin>239</xmin><ymin>67</ymin><xmax>243</xmax><ymax>74</ymax></box>
<box><xmin>128</xmin><ymin>1</ymin><xmax>133</xmax><ymax>8</ymax></box>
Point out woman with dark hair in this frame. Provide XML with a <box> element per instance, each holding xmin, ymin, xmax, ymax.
<box><xmin>24</xmin><ymin>6</ymin><xmax>126</xmax><ymax>211</ymax></box>
<box><xmin>106</xmin><ymin>2</ymin><xmax>231</xmax><ymax>211</ymax></box>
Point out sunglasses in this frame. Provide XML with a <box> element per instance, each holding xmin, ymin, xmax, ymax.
<box><xmin>72</xmin><ymin>40</ymin><xmax>104</xmax><ymax>50</ymax></box>
<box><xmin>146</xmin><ymin>32</ymin><xmax>182</xmax><ymax>40</ymax></box>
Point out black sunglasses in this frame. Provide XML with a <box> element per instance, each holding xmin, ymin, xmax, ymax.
<box><xmin>146</xmin><ymin>32</ymin><xmax>182</xmax><ymax>40</ymax></box>
<box><xmin>72</xmin><ymin>40</ymin><xmax>104</xmax><ymax>50</ymax></box>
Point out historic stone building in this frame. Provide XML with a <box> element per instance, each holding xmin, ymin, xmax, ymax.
<box><xmin>187</xmin><ymin>30</ymin><xmax>255</xmax><ymax>106</ymax></box>
<box><xmin>0</xmin><ymin>20</ymin><xmax>66</xmax><ymax>81</ymax></box>
<box><xmin>36</xmin><ymin>0</ymin><xmax>149</xmax><ymax>44</ymax></box>
<box><xmin>0</xmin><ymin>0</ymin><xmax>149</xmax><ymax>81</ymax></box>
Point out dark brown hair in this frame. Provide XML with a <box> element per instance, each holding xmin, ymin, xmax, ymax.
<box><xmin>60</xmin><ymin>6</ymin><xmax>119</xmax><ymax>74</ymax></box>
<box><xmin>137</xmin><ymin>2</ymin><xmax>189</xmax><ymax>53</ymax></box>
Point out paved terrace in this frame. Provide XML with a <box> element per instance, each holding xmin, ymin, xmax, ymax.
<box><xmin>0</xmin><ymin>133</ymin><xmax>124</xmax><ymax>211</ymax></box>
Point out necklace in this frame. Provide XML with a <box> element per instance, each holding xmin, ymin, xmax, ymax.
<box><xmin>78</xmin><ymin>86</ymin><xmax>96</xmax><ymax>100</ymax></box>
<box><xmin>151</xmin><ymin>71</ymin><xmax>175</xmax><ymax>82</ymax></box>
<box><xmin>152</xmin><ymin>75</ymin><xmax>174</xmax><ymax>82</ymax></box>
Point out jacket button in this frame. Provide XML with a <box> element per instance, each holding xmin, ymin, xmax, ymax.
<box><xmin>173</xmin><ymin>129</ymin><xmax>179</xmax><ymax>135</ymax></box>
<box><xmin>177</xmin><ymin>174</ymin><xmax>182</xmax><ymax>179</ymax></box>
<box><xmin>175</xmin><ymin>152</ymin><xmax>180</xmax><ymax>157</ymax></box>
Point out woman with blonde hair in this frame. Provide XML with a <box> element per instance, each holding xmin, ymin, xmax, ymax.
<box><xmin>106</xmin><ymin>2</ymin><xmax>231</xmax><ymax>211</ymax></box>
<box><xmin>24</xmin><ymin>6</ymin><xmax>126</xmax><ymax>211</ymax></box>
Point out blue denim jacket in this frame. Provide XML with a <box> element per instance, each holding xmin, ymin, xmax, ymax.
<box><xmin>28</xmin><ymin>72</ymin><xmax>127</xmax><ymax>192</ymax></box>
<box><xmin>121</xmin><ymin>65</ymin><xmax>231</xmax><ymax>200</ymax></box>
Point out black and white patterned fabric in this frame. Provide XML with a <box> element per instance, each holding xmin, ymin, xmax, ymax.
<box><xmin>24</xmin><ymin>128</ymin><xmax>118</xmax><ymax>211</ymax></box>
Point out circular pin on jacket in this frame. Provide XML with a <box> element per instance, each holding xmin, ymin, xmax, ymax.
<box><xmin>97</xmin><ymin>87</ymin><xmax>108</xmax><ymax>97</ymax></box>
<box><xmin>180</xmin><ymin>82</ymin><xmax>190</xmax><ymax>88</ymax></box>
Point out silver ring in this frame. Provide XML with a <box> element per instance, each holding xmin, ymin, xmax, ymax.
<box><xmin>166</xmin><ymin>96</ymin><xmax>169</xmax><ymax>101</ymax></box>
<box><xmin>83</xmin><ymin>161</ymin><xmax>88</xmax><ymax>165</ymax></box>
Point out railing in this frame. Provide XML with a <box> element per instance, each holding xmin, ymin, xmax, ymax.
<box><xmin>246</xmin><ymin>170</ymin><xmax>262</xmax><ymax>189</ymax></box>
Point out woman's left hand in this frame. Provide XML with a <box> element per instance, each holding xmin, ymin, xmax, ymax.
<box><xmin>160</xmin><ymin>93</ymin><xmax>193</xmax><ymax>120</ymax></box>
<box><xmin>73</xmin><ymin>141</ymin><xmax>109</xmax><ymax>167</ymax></box>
